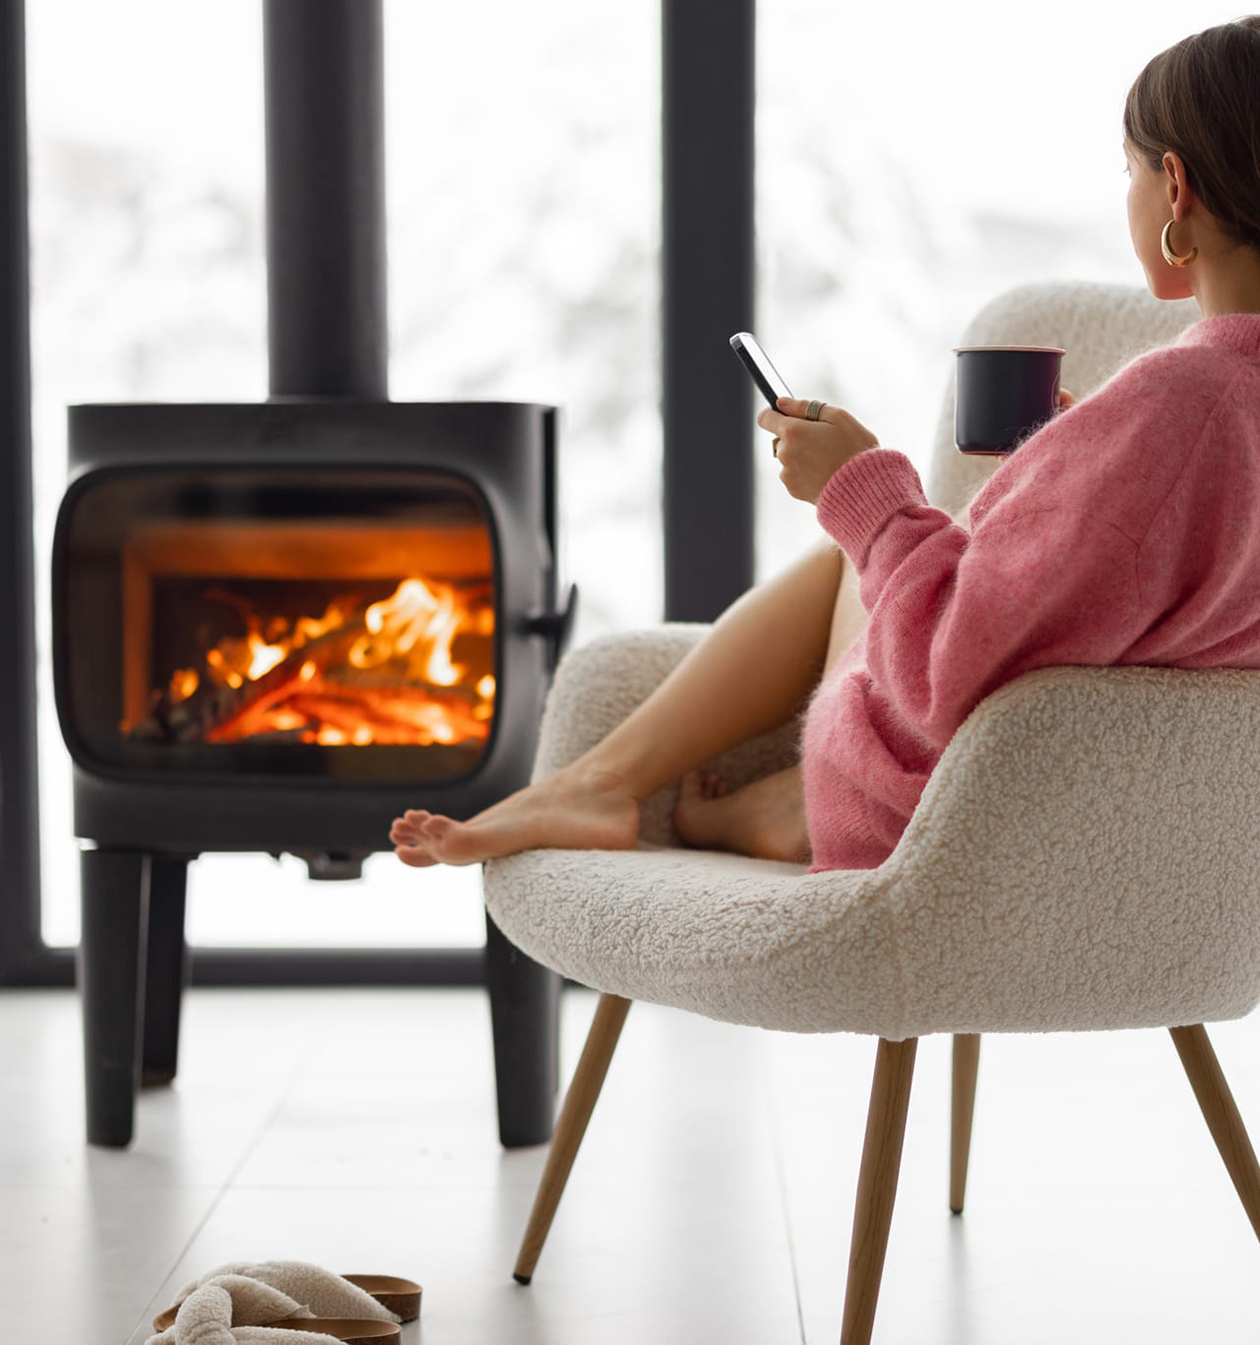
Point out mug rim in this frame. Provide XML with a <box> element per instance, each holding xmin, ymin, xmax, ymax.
<box><xmin>952</xmin><ymin>344</ymin><xmax>1066</xmax><ymax>354</ymax></box>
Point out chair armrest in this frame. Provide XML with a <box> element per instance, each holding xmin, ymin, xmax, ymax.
<box><xmin>535</xmin><ymin>624</ymin><xmax>803</xmax><ymax>846</ymax></box>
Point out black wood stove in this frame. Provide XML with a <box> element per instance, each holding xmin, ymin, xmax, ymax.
<box><xmin>53</xmin><ymin>0</ymin><xmax>575</xmax><ymax>1150</ymax></box>
<box><xmin>56</xmin><ymin>400</ymin><xmax>563</xmax><ymax>857</ymax></box>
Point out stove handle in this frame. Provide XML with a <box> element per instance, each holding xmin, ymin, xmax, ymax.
<box><xmin>523</xmin><ymin>582</ymin><xmax>579</xmax><ymax>669</ymax></box>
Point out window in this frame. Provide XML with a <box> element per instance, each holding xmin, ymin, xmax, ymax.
<box><xmin>753</xmin><ymin>2</ymin><xmax>1241</xmax><ymax>579</ymax></box>
<box><xmin>29</xmin><ymin>0</ymin><xmax>660</xmax><ymax>948</ymax></box>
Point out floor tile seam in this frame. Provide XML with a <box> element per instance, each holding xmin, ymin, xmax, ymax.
<box><xmin>125</xmin><ymin>1051</ymin><xmax>313</xmax><ymax>1343</ymax></box>
<box><xmin>760</xmin><ymin>1052</ymin><xmax>807</xmax><ymax>1345</ymax></box>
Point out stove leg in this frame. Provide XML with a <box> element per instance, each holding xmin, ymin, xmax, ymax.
<box><xmin>141</xmin><ymin>854</ymin><xmax>191</xmax><ymax>1087</ymax></box>
<box><xmin>78</xmin><ymin>848</ymin><xmax>150</xmax><ymax>1148</ymax></box>
<box><xmin>485</xmin><ymin>909</ymin><xmax>561</xmax><ymax>1148</ymax></box>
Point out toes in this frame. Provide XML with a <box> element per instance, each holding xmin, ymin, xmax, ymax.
<box><xmin>417</xmin><ymin>815</ymin><xmax>456</xmax><ymax>859</ymax></box>
<box><xmin>395</xmin><ymin>844</ymin><xmax>438</xmax><ymax>868</ymax></box>
<box><xmin>417</xmin><ymin>816</ymin><xmax>492</xmax><ymax>866</ymax></box>
<box><xmin>394</xmin><ymin>810</ymin><xmax>433</xmax><ymax>846</ymax></box>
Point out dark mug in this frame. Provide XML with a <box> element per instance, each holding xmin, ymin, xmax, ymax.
<box><xmin>954</xmin><ymin>345</ymin><xmax>1065</xmax><ymax>456</ymax></box>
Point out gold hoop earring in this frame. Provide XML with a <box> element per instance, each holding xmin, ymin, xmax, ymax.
<box><xmin>1161</xmin><ymin>218</ymin><xmax>1198</xmax><ymax>267</ymax></box>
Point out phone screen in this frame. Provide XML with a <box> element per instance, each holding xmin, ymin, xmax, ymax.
<box><xmin>729</xmin><ymin>331</ymin><xmax>793</xmax><ymax>407</ymax></box>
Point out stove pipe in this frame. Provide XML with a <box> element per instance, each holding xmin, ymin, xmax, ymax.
<box><xmin>263</xmin><ymin>0</ymin><xmax>388</xmax><ymax>400</ymax></box>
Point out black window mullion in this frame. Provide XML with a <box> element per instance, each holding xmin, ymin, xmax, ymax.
<box><xmin>662</xmin><ymin>0</ymin><xmax>756</xmax><ymax>622</ymax></box>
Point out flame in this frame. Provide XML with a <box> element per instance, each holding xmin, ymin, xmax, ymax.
<box><xmin>247</xmin><ymin>631</ymin><xmax>287</xmax><ymax>679</ymax></box>
<box><xmin>180</xmin><ymin>575</ymin><xmax>494</xmax><ymax>748</ymax></box>
<box><xmin>349</xmin><ymin>577</ymin><xmax>466</xmax><ymax>687</ymax></box>
<box><xmin>169</xmin><ymin>668</ymin><xmax>199</xmax><ymax>703</ymax></box>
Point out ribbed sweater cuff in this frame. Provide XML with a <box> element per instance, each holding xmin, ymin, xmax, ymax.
<box><xmin>815</xmin><ymin>449</ymin><xmax>929</xmax><ymax>563</ymax></box>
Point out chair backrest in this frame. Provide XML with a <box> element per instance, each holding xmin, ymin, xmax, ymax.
<box><xmin>877</xmin><ymin>663</ymin><xmax>1260</xmax><ymax>1037</ymax></box>
<box><xmin>924</xmin><ymin>280</ymin><xmax>1200</xmax><ymax>517</ymax></box>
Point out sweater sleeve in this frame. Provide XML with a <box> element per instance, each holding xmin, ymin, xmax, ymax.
<box><xmin>813</xmin><ymin>446</ymin><xmax>1149</xmax><ymax>752</ymax></box>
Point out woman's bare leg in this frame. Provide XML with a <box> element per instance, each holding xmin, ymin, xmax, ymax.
<box><xmin>672</xmin><ymin>502</ymin><xmax>971</xmax><ymax>860</ymax></box>
<box><xmin>672</xmin><ymin>543</ymin><xmax>871</xmax><ymax>862</ymax></box>
<box><xmin>569</xmin><ymin>535</ymin><xmax>847</xmax><ymax>793</ymax></box>
<box><xmin>391</xmin><ymin>537</ymin><xmax>846</xmax><ymax>866</ymax></box>
<box><xmin>822</xmin><ymin>533</ymin><xmax>871</xmax><ymax>677</ymax></box>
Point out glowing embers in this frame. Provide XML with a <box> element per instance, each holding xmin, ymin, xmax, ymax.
<box><xmin>137</xmin><ymin>574</ymin><xmax>496</xmax><ymax>748</ymax></box>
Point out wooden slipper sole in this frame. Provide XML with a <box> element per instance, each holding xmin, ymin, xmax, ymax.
<box><xmin>344</xmin><ymin>1275</ymin><xmax>422</xmax><ymax>1323</ymax></box>
<box><xmin>273</xmin><ymin>1319</ymin><xmax>401</xmax><ymax>1341</ymax></box>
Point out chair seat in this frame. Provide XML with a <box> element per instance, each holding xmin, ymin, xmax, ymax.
<box><xmin>485</xmin><ymin>844</ymin><xmax>895</xmax><ymax>1034</ymax></box>
<box><xmin>483</xmin><ymin>837</ymin><xmax>1248</xmax><ymax>1039</ymax></box>
<box><xmin>484</xmin><ymin>660</ymin><xmax>1260</xmax><ymax>1042</ymax></box>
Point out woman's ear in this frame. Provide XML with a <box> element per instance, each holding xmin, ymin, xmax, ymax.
<box><xmin>1162</xmin><ymin>150</ymin><xmax>1194</xmax><ymax>216</ymax></box>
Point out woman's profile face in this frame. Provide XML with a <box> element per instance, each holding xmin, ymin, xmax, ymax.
<box><xmin>1124</xmin><ymin>137</ymin><xmax>1195</xmax><ymax>301</ymax></box>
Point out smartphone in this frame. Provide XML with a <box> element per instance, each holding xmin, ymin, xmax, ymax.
<box><xmin>729</xmin><ymin>331</ymin><xmax>793</xmax><ymax>408</ymax></box>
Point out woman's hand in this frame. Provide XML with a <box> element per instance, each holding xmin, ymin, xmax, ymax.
<box><xmin>1059</xmin><ymin>387</ymin><xmax>1076</xmax><ymax>410</ymax></box>
<box><xmin>757</xmin><ymin>397</ymin><xmax>880</xmax><ymax>504</ymax></box>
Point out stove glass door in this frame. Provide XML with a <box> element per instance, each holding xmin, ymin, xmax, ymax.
<box><xmin>61</xmin><ymin>467</ymin><xmax>498</xmax><ymax>782</ymax></box>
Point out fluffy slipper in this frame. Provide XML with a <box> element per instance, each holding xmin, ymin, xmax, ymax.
<box><xmin>145</xmin><ymin>1278</ymin><xmax>344</xmax><ymax>1345</ymax></box>
<box><xmin>149</xmin><ymin>1263</ymin><xmax>410</xmax><ymax>1339</ymax></box>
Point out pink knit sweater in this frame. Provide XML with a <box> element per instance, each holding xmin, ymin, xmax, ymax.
<box><xmin>802</xmin><ymin>311</ymin><xmax>1260</xmax><ymax>873</ymax></box>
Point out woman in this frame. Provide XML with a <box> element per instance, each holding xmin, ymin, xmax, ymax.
<box><xmin>392</xmin><ymin>17</ymin><xmax>1260</xmax><ymax>875</ymax></box>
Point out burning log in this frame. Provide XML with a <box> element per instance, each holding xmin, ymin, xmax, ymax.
<box><xmin>283</xmin><ymin>687</ymin><xmax>489</xmax><ymax>745</ymax></box>
<box><xmin>136</xmin><ymin>622</ymin><xmax>367</xmax><ymax>743</ymax></box>
<box><xmin>128</xmin><ymin>574</ymin><xmax>496</xmax><ymax>747</ymax></box>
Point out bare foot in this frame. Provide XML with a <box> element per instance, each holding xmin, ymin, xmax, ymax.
<box><xmin>390</xmin><ymin>810</ymin><xmax>440</xmax><ymax>867</ymax></box>
<box><xmin>391</xmin><ymin>763</ymin><xmax>641</xmax><ymax>867</ymax></box>
<box><xmin>673</xmin><ymin>764</ymin><xmax>812</xmax><ymax>864</ymax></box>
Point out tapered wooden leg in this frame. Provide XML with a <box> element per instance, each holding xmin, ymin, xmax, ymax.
<box><xmin>840</xmin><ymin>1036</ymin><xmax>918</xmax><ymax>1345</ymax></box>
<box><xmin>1169</xmin><ymin>1023</ymin><xmax>1260</xmax><ymax>1242</ymax></box>
<box><xmin>513</xmin><ymin>993</ymin><xmax>632</xmax><ymax>1285</ymax></box>
<box><xmin>950</xmin><ymin>1033</ymin><xmax>980</xmax><ymax>1214</ymax></box>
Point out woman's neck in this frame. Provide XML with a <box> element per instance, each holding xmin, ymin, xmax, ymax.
<box><xmin>1191</xmin><ymin>248</ymin><xmax>1260</xmax><ymax>318</ymax></box>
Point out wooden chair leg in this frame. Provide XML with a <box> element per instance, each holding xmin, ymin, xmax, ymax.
<box><xmin>950</xmin><ymin>1033</ymin><xmax>981</xmax><ymax>1214</ymax></box>
<box><xmin>513</xmin><ymin>993</ymin><xmax>632</xmax><ymax>1284</ymax></box>
<box><xmin>840</xmin><ymin>1036</ymin><xmax>918</xmax><ymax>1345</ymax></box>
<box><xmin>1169</xmin><ymin>1023</ymin><xmax>1260</xmax><ymax>1242</ymax></box>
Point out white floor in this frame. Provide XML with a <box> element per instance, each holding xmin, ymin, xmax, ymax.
<box><xmin>2</xmin><ymin>983</ymin><xmax>1260</xmax><ymax>1345</ymax></box>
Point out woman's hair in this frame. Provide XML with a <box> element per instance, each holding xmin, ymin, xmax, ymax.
<box><xmin>1123</xmin><ymin>16</ymin><xmax>1260</xmax><ymax>252</ymax></box>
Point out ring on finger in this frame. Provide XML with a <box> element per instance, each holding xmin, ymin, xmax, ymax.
<box><xmin>805</xmin><ymin>398</ymin><xmax>825</xmax><ymax>421</ymax></box>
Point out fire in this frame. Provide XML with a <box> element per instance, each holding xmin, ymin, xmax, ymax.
<box><xmin>349</xmin><ymin>578</ymin><xmax>467</xmax><ymax>687</ymax></box>
<box><xmin>163</xmin><ymin>575</ymin><xmax>494</xmax><ymax>747</ymax></box>
<box><xmin>248</xmin><ymin>632</ymin><xmax>288</xmax><ymax>679</ymax></box>
<box><xmin>168</xmin><ymin>668</ymin><xmax>199</xmax><ymax>703</ymax></box>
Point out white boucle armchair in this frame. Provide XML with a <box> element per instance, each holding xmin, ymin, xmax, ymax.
<box><xmin>482</xmin><ymin>281</ymin><xmax>1260</xmax><ymax>1343</ymax></box>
